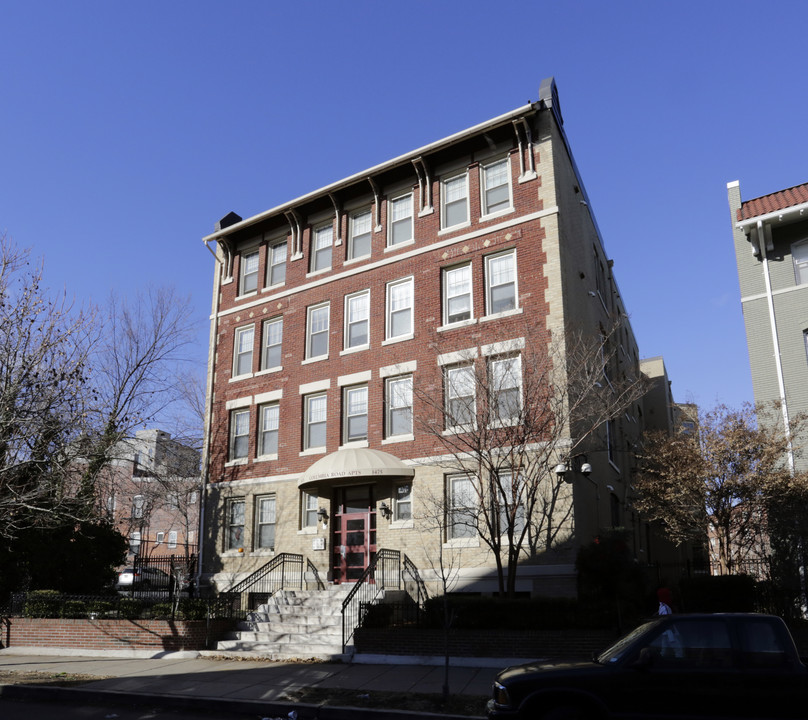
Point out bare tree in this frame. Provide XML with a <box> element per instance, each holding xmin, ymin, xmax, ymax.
<box><xmin>412</xmin><ymin>319</ymin><xmax>646</xmax><ymax>597</ymax></box>
<box><xmin>0</xmin><ymin>235</ymin><xmax>99</xmax><ymax>538</ymax></box>
<box><xmin>633</xmin><ymin>403</ymin><xmax>808</xmax><ymax>576</ymax></box>
<box><xmin>81</xmin><ymin>286</ymin><xmax>198</xmax><ymax>495</ymax></box>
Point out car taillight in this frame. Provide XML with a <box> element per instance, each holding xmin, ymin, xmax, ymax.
<box><xmin>493</xmin><ymin>682</ymin><xmax>511</xmax><ymax>706</ymax></box>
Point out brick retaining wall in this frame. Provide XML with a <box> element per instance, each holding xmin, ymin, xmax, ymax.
<box><xmin>355</xmin><ymin>628</ymin><xmax>617</xmax><ymax>660</ymax></box>
<box><xmin>1</xmin><ymin>618</ymin><xmax>234</xmax><ymax>652</ymax></box>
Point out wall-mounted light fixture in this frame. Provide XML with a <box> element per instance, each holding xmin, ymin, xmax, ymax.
<box><xmin>554</xmin><ymin>455</ymin><xmax>593</xmax><ymax>484</ymax></box>
<box><xmin>379</xmin><ymin>502</ymin><xmax>392</xmax><ymax>520</ymax></box>
<box><xmin>317</xmin><ymin>508</ymin><xmax>329</xmax><ymax>525</ymax></box>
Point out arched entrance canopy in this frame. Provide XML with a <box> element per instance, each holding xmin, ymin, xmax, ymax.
<box><xmin>298</xmin><ymin>447</ymin><xmax>414</xmax><ymax>489</ymax></box>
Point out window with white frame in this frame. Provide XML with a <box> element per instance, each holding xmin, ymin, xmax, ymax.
<box><xmin>129</xmin><ymin>531</ymin><xmax>141</xmax><ymax>554</ymax></box>
<box><xmin>230</xmin><ymin>408</ymin><xmax>250</xmax><ymax>461</ymax></box>
<box><xmin>306</xmin><ymin>303</ymin><xmax>330</xmax><ymax>359</ymax></box>
<box><xmin>485</xmin><ymin>250</ymin><xmax>517</xmax><ymax>315</ymax></box>
<box><xmin>481</xmin><ymin>157</ymin><xmax>512</xmax><ymax>216</ymax></box>
<box><xmin>258</xmin><ymin>403</ymin><xmax>279</xmax><ymax>457</ymax></box>
<box><xmin>255</xmin><ymin>495</ymin><xmax>276</xmax><ymax>549</ymax></box>
<box><xmin>793</xmin><ymin>239</ymin><xmax>808</xmax><ymax>285</ymax></box>
<box><xmin>240</xmin><ymin>250</ymin><xmax>259</xmax><ymax>295</ymax></box>
<box><xmin>443</xmin><ymin>263</ymin><xmax>472</xmax><ymax>325</ymax></box>
<box><xmin>386</xmin><ymin>277</ymin><xmax>413</xmax><ymax>340</ymax></box>
<box><xmin>267</xmin><ymin>239</ymin><xmax>287</xmax><ymax>287</ymax></box>
<box><xmin>168</xmin><ymin>530</ymin><xmax>177</xmax><ymax>549</ymax></box>
<box><xmin>349</xmin><ymin>209</ymin><xmax>372</xmax><ymax>260</ymax></box>
<box><xmin>441</xmin><ymin>172</ymin><xmax>469</xmax><ymax>229</ymax></box>
<box><xmin>345</xmin><ymin>290</ymin><xmax>370</xmax><ymax>350</ymax></box>
<box><xmin>156</xmin><ymin>531</ymin><xmax>165</xmax><ymax>544</ymax></box>
<box><xmin>447</xmin><ymin>475</ymin><xmax>476</xmax><ymax>539</ymax></box>
<box><xmin>233</xmin><ymin>325</ymin><xmax>255</xmax><ymax>377</ymax></box>
<box><xmin>304</xmin><ymin>393</ymin><xmax>327</xmax><ymax>450</ymax></box>
<box><xmin>394</xmin><ymin>482</ymin><xmax>412</xmax><ymax>521</ymax></box>
<box><xmin>302</xmin><ymin>490</ymin><xmax>319</xmax><ymax>528</ymax></box>
<box><xmin>343</xmin><ymin>385</ymin><xmax>368</xmax><ymax>443</ymax></box>
<box><xmin>385</xmin><ymin>375</ymin><xmax>413</xmax><ymax>438</ymax></box>
<box><xmin>261</xmin><ymin>317</ymin><xmax>283</xmax><ymax>370</ymax></box>
<box><xmin>311</xmin><ymin>224</ymin><xmax>333</xmax><ymax>272</ymax></box>
<box><xmin>132</xmin><ymin>494</ymin><xmax>145</xmax><ymax>519</ymax></box>
<box><xmin>490</xmin><ymin>355</ymin><xmax>522</xmax><ymax>423</ymax></box>
<box><xmin>389</xmin><ymin>193</ymin><xmax>413</xmax><ymax>246</ymax></box>
<box><xmin>496</xmin><ymin>471</ymin><xmax>525</xmax><ymax>537</ymax></box>
<box><xmin>226</xmin><ymin>498</ymin><xmax>245</xmax><ymax>550</ymax></box>
<box><xmin>445</xmin><ymin>365</ymin><xmax>476</xmax><ymax>429</ymax></box>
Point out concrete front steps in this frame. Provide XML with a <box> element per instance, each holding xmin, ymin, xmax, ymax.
<box><xmin>211</xmin><ymin>585</ymin><xmax>359</xmax><ymax>661</ymax></box>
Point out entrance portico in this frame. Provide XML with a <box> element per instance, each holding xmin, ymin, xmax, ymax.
<box><xmin>299</xmin><ymin>448</ymin><xmax>414</xmax><ymax>583</ymax></box>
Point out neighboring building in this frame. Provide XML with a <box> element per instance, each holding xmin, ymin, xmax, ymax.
<box><xmin>100</xmin><ymin>429</ymin><xmax>201</xmax><ymax>559</ymax></box>
<box><xmin>728</xmin><ymin>180</ymin><xmax>808</xmax><ymax>474</ymax></box>
<box><xmin>200</xmin><ymin>78</ymin><xmax>685</xmax><ymax>598</ymax></box>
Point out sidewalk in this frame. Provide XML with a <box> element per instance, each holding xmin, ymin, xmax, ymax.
<box><xmin>0</xmin><ymin>648</ymin><xmax>522</xmax><ymax>719</ymax></box>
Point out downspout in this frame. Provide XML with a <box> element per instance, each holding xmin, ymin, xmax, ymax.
<box><xmin>197</xmin><ymin>238</ymin><xmax>224</xmax><ymax>592</ymax></box>
<box><xmin>757</xmin><ymin>220</ymin><xmax>795</xmax><ymax>473</ymax></box>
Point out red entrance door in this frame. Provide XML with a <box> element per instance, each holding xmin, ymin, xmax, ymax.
<box><xmin>332</xmin><ymin>485</ymin><xmax>377</xmax><ymax>583</ymax></box>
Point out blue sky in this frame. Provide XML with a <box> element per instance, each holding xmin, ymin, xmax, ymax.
<box><xmin>1</xmin><ymin>0</ymin><xmax>806</xmax><ymax>413</ymax></box>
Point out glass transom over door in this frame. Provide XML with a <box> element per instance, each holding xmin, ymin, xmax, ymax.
<box><xmin>332</xmin><ymin>485</ymin><xmax>377</xmax><ymax>583</ymax></box>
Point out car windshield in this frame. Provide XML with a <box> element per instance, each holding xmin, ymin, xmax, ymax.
<box><xmin>595</xmin><ymin>620</ymin><xmax>659</xmax><ymax>664</ymax></box>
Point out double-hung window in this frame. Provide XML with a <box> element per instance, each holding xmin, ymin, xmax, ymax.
<box><xmin>386</xmin><ymin>277</ymin><xmax>413</xmax><ymax>341</ymax></box>
<box><xmin>226</xmin><ymin>498</ymin><xmax>245</xmax><ymax>550</ymax></box>
<box><xmin>240</xmin><ymin>250</ymin><xmax>259</xmax><ymax>295</ymax></box>
<box><xmin>267</xmin><ymin>239</ymin><xmax>287</xmax><ymax>287</ymax></box>
<box><xmin>168</xmin><ymin>530</ymin><xmax>177</xmax><ymax>549</ymax></box>
<box><xmin>255</xmin><ymin>495</ymin><xmax>276</xmax><ymax>550</ymax></box>
<box><xmin>311</xmin><ymin>224</ymin><xmax>333</xmax><ymax>272</ymax></box>
<box><xmin>345</xmin><ymin>291</ymin><xmax>370</xmax><ymax>350</ymax></box>
<box><xmin>481</xmin><ymin>158</ymin><xmax>512</xmax><ymax>216</ymax></box>
<box><xmin>485</xmin><ymin>250</ymin><xmax>517</xmax><ymax>315</ymax></box>
<box><xmin>389</xmin><ymin>193</ymin><xmax>413</xmax><ymax>246</ymax></box>
<box><xmin>258</xmin><ymin>403</ymin><xmax>279</xmax><ymax>457</ymax></box>
<box><xmin>306</xmin><ymin>303</ymin><xmax>330</xmax><ymax>360</ymax></box>
<box><xmin>793</xmin><ymin>239</ymin><xmax>808</xmax><ymax>285</ymax></box>
<box><xmin>447</xmin><ymin>475</ymin><xmax>476</xmax><ymax>539</ymax></box>
<box><xmin>261</xmin><ymin>317</ymin><xmax>283</xmax><ymax>370</ymax></box>
<box><xmin>385</xmin><ymin>375</ymin><xmax>413</xmax><ymax>438</ymax></box>
<box><xmin>445</xmin><ymin>365</ymin><xmax>476</xmax><ymax>429</ymax></box>
<box><xmin>343</xmin><ymin>385</ymin><xmax>368</xmax><ymax>443</ymax></box>
<box><xmin>496</xmin><ymin>471</ymin><xmax>525</xmax><ymax>537</ymax></box>
<box><xmin>490</xmin><ymin>356</ymin><xmax>522</xmax><ymax>423</ymax></box>
<box><xmin>230</xmin><ymin>409</ymin><xmax>250</xmax><ymax>461</ymax></box>
<box><xmin>304</xmin><ymin>393</ymin><xmax>327</xmax><ymax>450</ymax></box>
<box><xmin>443</xmin><ymin>264</ymin><xmax>472</xmax><ymax>325</ymax></box>
<box><xmin>302</xmin><ymin>490</ymin><xmax>319</xmax><ymax>528</ymax></box>
<box><xmin>394</xmin><ymin>483</ymin><xmax>412</xmax><ymax>521</ymax></box>
<box><xmin>233</xmin><ymin>325</ymin><xmax>254</xmax><ymax>377</ymax></box>
<box><xmin>441</xmin><ymin>172</ymin><xmax>469</xmax><ymax>229</ymax></box>
<box><xmin>349</xmin><ymin>209</ymin><xmax>372</xmax><ymax>260</ymax></box>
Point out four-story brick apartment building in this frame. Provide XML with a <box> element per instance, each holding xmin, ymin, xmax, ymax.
<box><xmin>199</xmin><ymin>79</ymin><xmax>684</xmax><ymax>598</ymax></box>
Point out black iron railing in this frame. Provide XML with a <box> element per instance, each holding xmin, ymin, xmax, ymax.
<box><xmin>226</xmin><ymin>552</ymin><xmax>303</xmax><ymax>611</ymax></box>
<box><xmin>403</xmin><ymin>553</ymin><xmax>429</xmax><ymax>607</ymax></box>
<box><xmin>307</xmin><ymin>558</ymin><xmax>326</xmax><ymax>591</ymax></box>
<box><xmin>341</xmin><ymin>548</ymin><xmax>401</xmax><ymax>651</ymax></box>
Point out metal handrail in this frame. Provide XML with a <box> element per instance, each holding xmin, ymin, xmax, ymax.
<box><xmin>341</xmin><ymin>548</ymin><xmax>400</xmax><ymax>651</ymax></box>
<box><xmin>227</xmin><ymin>552</ymin><xmax>303</xmax><ymax>610</ymax></box>
<box><xmin>403</xmin><ymin>553</ymin><xmax>429</xmax><ymax>607</ymax></box>
<box><xmin>307</xmin><ymin>558</ymin><xmax>326</xmax><ymax>591</ymax></box>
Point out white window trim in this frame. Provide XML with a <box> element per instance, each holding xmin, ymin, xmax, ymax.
<box><xmin>348</xmin><ymin>208</ymin><xmax>373</xmax><ymax>261</ymax></box>
<box><xmin>343</xmin><ymin>289</ymin><xmax>370</xmax><ymax>352</ymax></box>
<box><xmin>480</xmin><ymin>156</ymin><xmax>514</xmax><ymax>219</ymax></box>
<box><xmin>260</xmin><ymin>317</ymin><xmax>283</xmax><ymax>372</ymax></box>
<box><xmin>232</xmin><ymin>324</ymin><xmax>255</xmax><ymax>379</ymax></box>
<box><xmin>342</xmin><ymin>384</ymin><xmax>369</xmax><ymax>445</ymax></box>
<box><xmin>441</xmin><ymin>262</ymin><xmax>474</xmax><ymax>328</ymax></box>
<box><xmin>239</xmin><ymin>248</ymin><xmax>260</xmax><ymax>297</ymax></box>
<box><xmin>385</xmin><ymin>276</ymin><xmax>414</xmax><ymax>343</ymax></box>
<box><xmin>385</xmin><ymin>374</ymin><xmax>413</xmax><ymax>441</ymax></box>
<box><xmin>256</xmin><ymin>402</ymin><xmax>280</xmax><ymax>461</ymax></box>
<box><xmin>444</xmin><ymin>364</ymin><xmax>477</xmax><ymax>434</ymax></box>
<box><xmin>439</xmin><ymin>170</ymin><xmax>471</xmax><ymax>233</ymax></box>
<box><xmin>305</xmin><ymin>302</ymin><xmax>330</xmax><ymax>361</ymax></box>
<box><xmin>310</xmin><ymin>223</ymin><xmax>334</xmax><ymax>274</ymax></box>
<box><xmin>484</xmin><ymin>249</ymin><xmax>519</xmax><ymax>318</ymax></box>
<box><xmin>265</xmin><ymin>237</ymin><xmax>287</xmax><ymax>289</ymax></box>
<box><xmin>228</xmin><ymin>408</ymin><xmax>250</xmax><ymax>465</ymax></box>
<box><xmin>254</xmin><ymin>494</ymin><xmax>277</xmax><ymax>551</ymax></box>
<box><xmin>303</xmin><ymin>392</ymin><xmax>328</xmax><ymax>453</ymax></box>
<box><xmin>387</xmin><ymin>192</ymin><xmax>414</xmax><ymax>248</ymax></box>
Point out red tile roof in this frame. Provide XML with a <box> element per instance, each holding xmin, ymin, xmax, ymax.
<box><xmin>738</xmin><ymin>182</ymin><xmax>808</xmax><ymax>221</ymax></box>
